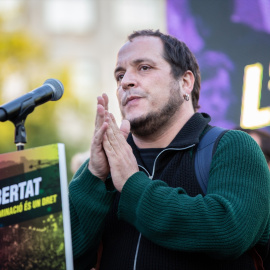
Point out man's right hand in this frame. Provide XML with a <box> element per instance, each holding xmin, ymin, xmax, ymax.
<box><xmin>88</xmin><ymin>94</ymin><xmax>110</xmax><ymax>181</ymax></box>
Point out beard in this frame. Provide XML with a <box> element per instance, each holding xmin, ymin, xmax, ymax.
<box><xmin>129</xmin><ymin>82</ymin><xmax>184</xmax><ymax>137</ymax></box>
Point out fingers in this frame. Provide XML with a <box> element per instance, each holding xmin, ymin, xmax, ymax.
<box><xmin>109</xmin><ymin>113</ymin><xmax>125</xmax><ymax>144</ymax></box>
<box><xmin>95</xmin><ymin>94</ymin><xmax>109</xmax><ymax>130</ymax></box>
<box><xmin>93</xmin><ymin>94</ymin><xmax>130</xmax><ymax>157</ymax></box>
<box><xmin>102</xmin><ymin>93</ymin><xmax>109</xmax><ymax>111</ymax></box>
<box><xmin>95</xmin><ymin>97</ymin><xmax>105</xmax><ymax>129</ymax></box>
<box><xmin>93</xmin><ymin>120</ymin><xmax>109</xmax><ymax>147</ymax></box>
<box><xmin>109</xmin><ymin>112</ymin><xmax>130</xmax><ymax>139</ymax></box>
<box><xmin>103</xmin><ymin>116</ymin><xmax>120</xmax><ymax>154</ymax></box>
<box><xmin>92</xmin><ymin>111</ymin><xmax>110</xmax><ymax>153</ymax></box>
<box><xmin>120</xmin><ymin>120</ymin><xmax>130</xmax><ymax>140</ymax></box>
<box><xmin>103</xmin><ymin>113</ymin><xmax>128</xmax><ymax>156</ymax></box>
<box><xmin>90</xmin><ymin>121</ymin><xmax>109</xmax><ymax>162</ymax></box>
<box><xmin>102</xmin><ymin>114</ymin><xmax>138</xmax><ymax>192</ymax></box>
<box><xmin>95</xmin><ymin>94</ymin><xmax>129</xmax><ymax>140</ymax></box>
<box><xmin>89</xmin><ymin>113</ymin><xmax>109</xmax><ymax>180</ymax></box>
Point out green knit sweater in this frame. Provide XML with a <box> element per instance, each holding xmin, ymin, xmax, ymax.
<box><xmin>69</xmin><ymin>129</ymin><xmax>270</xmax><ymax>269</ymax></box>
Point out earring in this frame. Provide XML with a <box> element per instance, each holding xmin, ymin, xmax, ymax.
<box><xmin>183</xmin><ymin>93</ymin><xmax>189</xmax><ymax>101</ymax></box>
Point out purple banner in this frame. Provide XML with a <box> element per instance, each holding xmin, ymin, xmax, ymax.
<box><xmin>167</xmin><ymin>0</ymin><xmax>270</xmax><ymax>130</ymax></box>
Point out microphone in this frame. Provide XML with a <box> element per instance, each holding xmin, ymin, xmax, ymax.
<box><xmin>0</xmin><ymin>78</ymin><xmax>64</xmax><ymax>122</ymax></box>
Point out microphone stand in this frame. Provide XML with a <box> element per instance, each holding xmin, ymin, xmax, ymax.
<box><xmin>13</xmin><ymin>118</ymin><xmax>27</xmax><ymax>151</ymax></box>
<box><xmin>10</xmin><ymin>99</ymin><xmax>35</xmax><ymax>151</ymax></box>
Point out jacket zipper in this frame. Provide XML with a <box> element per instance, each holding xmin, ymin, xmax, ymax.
<box><xmin>132</xmin><ymin>144</ymin><xmax>195</xmax><ymax>270</ymax></box>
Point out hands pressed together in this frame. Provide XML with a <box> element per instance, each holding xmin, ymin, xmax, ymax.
<box><xmin>88</xmin><ymin>93</ymin><xmax>139</xmax><ymax>192</ymax></box>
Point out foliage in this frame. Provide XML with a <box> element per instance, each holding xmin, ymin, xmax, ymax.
<box><xmin>0</xmin><ymin>18</ymin><xmax>94</xmax><ymax>181</ymax></box>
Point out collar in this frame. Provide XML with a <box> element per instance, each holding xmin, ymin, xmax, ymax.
<box><xmin>127</xmin><ymin>113</ymin><xmax>211</xmax><ymax>150</ymax></box>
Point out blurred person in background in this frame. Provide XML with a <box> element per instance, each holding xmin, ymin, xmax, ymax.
<box><xmin>70</xmin><ymin>151</ymin><xmax>90</xmax><ymax>175</ymax></box>
<box><xmin>69</xmin><ymin>30</ymin><xmax>270</xmax><ymax>270</ymax></box>
<box><xmin>198</xmin><ymin>51</ymin><xmax>236</xmax><ymax>128</ymax></box>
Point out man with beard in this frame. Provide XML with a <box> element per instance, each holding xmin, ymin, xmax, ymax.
<box><xmin>69</xmin><ymin>30</ymin><xmax>270</xmax><ymax>270</ymax></box>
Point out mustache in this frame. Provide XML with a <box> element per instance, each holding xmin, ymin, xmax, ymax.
<box><xmin>121</xmin><ymin>91</ymin><xmax>147</xmax><ymax>106</ymax></box>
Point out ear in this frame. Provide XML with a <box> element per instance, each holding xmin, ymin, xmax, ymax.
<box><xmin>181</xmin><ymin>70</ymin><xmax>195</xmax><ymax>95</ymax></box>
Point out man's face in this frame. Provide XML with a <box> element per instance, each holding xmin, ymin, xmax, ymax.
<box><xmin>114</xmin><ymin>36</ymin><xmax>183</xmax><ymax>136</ymax></box>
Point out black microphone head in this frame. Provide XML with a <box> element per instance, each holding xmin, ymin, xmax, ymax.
<box><xmin>43</xmin><ymin>78</ymin><xmax>64</xmax><ymax>101</ymax></box>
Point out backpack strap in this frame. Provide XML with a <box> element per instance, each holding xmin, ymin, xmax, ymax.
<box><xmin>195</xmin><ymin>126</ymin><xmax>227</xmax><ymax>194</ymax></box>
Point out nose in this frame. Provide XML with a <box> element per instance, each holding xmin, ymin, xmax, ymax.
<box><xmin>121</xmin><ymin>71</ymin><xmax>137</xmax><ymax>90</ymax></box>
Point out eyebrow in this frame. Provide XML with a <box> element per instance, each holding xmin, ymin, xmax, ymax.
<box><xmin>114</xmin><ymin>58</ymin><xmax>157</xmax><ymax>76</ymax></box>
